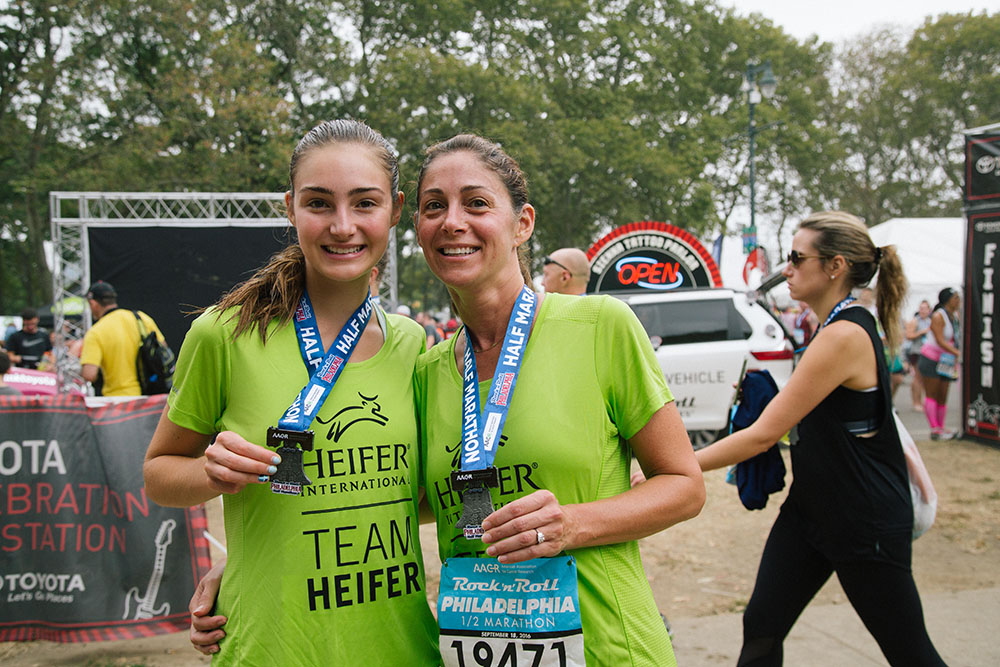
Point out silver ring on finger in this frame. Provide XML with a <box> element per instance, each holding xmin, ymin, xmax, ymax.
<box><xmin>535</xmin><ymin>528</ymin><xmax>545</xmax><ymax>545</ymax></box>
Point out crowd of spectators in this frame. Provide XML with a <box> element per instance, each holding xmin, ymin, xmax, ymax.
<box><xmin>390</xmin><ymin>304</ymin><xmax>458</xmax><ymax>347</ymax></box>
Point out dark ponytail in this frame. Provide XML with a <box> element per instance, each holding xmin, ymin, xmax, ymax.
<box><xmin>210</xmin><ymin>245</ymin><xmax>307</xmax><ymax>342</ymax></box>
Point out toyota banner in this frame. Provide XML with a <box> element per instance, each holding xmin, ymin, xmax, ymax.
<box><xmin>0</xmin><ymin>394</ymin><xmax>210</xmax><ymax>642</ymax></box>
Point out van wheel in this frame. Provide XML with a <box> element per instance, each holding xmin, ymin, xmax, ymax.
<box><xmin>687</xmin><ymin>430</ymin><xmax>718</xmax><ymax>451</ymax></box>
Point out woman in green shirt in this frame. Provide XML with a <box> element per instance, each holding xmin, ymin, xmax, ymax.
<box><xmin>145</xmin><ymin>120</ymin><xmax>438</xmax><ymax>665</ymax></box>
<box><xmin>411</xmin><ymin>134</ymin><xmax>704</xmax><ymax>665</ymax></box>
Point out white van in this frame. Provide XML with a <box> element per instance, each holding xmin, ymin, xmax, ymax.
<box><xmin>617</xmin><ymin>288</ymin><xmax>795</xmax><ymax>448</ymax></box>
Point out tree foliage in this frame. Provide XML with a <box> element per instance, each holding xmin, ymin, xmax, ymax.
<box><xmin>1</xmin><ymin>2</ymin><xmax>996</xmax><ymax>313</ymax></box>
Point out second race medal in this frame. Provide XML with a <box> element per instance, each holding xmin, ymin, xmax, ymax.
<box><xmin>453</xmin><ymin>286</ymin><xmax>536</xmax><ymax>538</ymax></box>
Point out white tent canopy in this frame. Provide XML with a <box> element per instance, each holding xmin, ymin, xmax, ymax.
<box><xmin>868</xmin><ymin>217</ymin><xmax>965</xmax><ymax>315</ymax></box>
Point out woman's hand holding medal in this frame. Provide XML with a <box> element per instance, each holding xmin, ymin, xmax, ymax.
<box><xmin>480</xmin><ymin>489</ymin><xmax>575</xmax><ymax>563</ymax></box>
<box><xmin>204</xmin><ymin>431</ymin><xmax>281</xmax><ymax>495</ymax></box>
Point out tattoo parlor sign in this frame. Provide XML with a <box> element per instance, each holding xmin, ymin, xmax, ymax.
<box><xmin>0</xmin><ymin>394</ymin><xmax>210</xmax><ymax>642</ymax></box>
<box><xmin>586</xmin><ymin>221</ymin><xmax>722</xmax><ymax>294</ymax></box>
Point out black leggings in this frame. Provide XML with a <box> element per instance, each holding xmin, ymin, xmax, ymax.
<box><xmin>738</xmin><ymin>511</ymin><xmax>945</xmax><ymax>666</ymax></box>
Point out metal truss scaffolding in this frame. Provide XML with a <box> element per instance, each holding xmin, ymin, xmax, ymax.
<box><xmin>49</xmin><ymin>191</ymin><xmax>400</xmax><ymax>393</ymax></box>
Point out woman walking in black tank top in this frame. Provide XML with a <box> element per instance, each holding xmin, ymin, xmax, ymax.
<box><xmin>695</xmin><ymin>211</ymin><xmax>945</xmax><ymax>666</ymax></box>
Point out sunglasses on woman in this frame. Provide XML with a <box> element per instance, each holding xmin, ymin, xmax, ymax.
<box><xmin>786</xmin><ymin>249</ymin><xmax>825</xmax><ymax>267</ymax></box>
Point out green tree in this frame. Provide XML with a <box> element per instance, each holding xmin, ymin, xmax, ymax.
<box><xmin>0</xmin><ymin>1</ymin><xmax>92</xmax><ymax>310</ymax></box>
<box><xmin>809</xmin><ymin>13</ymin><xmax>999</xmax><ymax>226</ymax></box>
<box><xmin>815</xmin><ymin>28</ymin><xmax>950</xmax><ymax>225</ymax></box>
<box><xmin>74</xmin><ymin>0</ymin><xmax>295</xmax><ymax>191</ymax></box>
<box><xmin>6</xmin><ymin>2</ymin><xmax>996</xmax><ymax>315</ymax></box>
<box><xmin>903</xmin><ymin>11</ymin><xmax>1000</xmax><ymax>194</ymax></box>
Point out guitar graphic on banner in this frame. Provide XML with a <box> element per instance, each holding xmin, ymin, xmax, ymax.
<box><xmin>123</xmin><ymin>518</ymin><xmax>176</xmax><ymax>620</ymax></box>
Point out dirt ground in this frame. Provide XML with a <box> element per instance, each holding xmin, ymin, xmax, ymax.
<box><xmin>3</xmin><ymin>395</ymin><xmax>998</xmax><ymax>665</ymax></box>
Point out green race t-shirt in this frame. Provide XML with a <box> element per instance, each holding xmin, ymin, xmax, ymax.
<box><xmin>416</xmin><ymin>293</ymin><xmax>676</xmax><ymax>666</ymax></box>
<box><xmin>169</xmin><ymin>307</ymin><xmax>439</xmax><ymax>666</ymax></box>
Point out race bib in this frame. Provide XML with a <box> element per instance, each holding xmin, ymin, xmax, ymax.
<box><xmin>438</xmin><ymin>556</ymin><xmax>585</xmax><ymax>666</ymax></box>
<box><xmin>936</xmin><ymin>352</ymin><xmax>958</xmax><ymax>380</ymax></box>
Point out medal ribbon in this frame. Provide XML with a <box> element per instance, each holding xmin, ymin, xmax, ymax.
<box><xmin>459</xmin><ymin>285</ymin><xmax>537</xmax><ymax>472</ymax></box>
<box><xmin>821</xmin><ymin>296</ymin><xmax>856</xmax><ymax>329</ymax></box>
<box><xmin>278</xmin><ymin>290</ymin><xmax>374</xmax><ymax>432</ymax></box>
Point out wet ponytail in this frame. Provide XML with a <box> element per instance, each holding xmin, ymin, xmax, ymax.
<box><xmin>211</xmin><ymin>245</ymin><xmax>306</xmax><ymax>342</ymax></box>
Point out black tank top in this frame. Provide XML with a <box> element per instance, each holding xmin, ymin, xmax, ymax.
<box><xmin>784</xmin><ymin>306</ymin><xmax>912</xmax><ymax>561</ymax></box>
<box><xmin>830</xmin><ymin>383</ymin><xmax>880</xmax><ymax>435</ymax></box>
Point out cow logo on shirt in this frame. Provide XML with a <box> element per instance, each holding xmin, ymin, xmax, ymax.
<box><xmin>316</xmin><ymin>392</ymin><xmax>388</xmax><ymax>442</ymax></box>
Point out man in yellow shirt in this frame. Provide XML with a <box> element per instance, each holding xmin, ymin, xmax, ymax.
<box><xmin>80</xmin><ymin>281</ymin><xmax>168</xmax><ymax>396</ymax></box>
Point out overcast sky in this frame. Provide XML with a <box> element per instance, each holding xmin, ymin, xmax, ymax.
<box><xmin>721</xmin><ymin>0</ymin><xmax>1000</xmax><ymax>43</ymax></box>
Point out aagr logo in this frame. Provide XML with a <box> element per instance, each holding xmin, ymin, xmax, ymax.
<box><xmin>616</xmin><ymin>256</ymin><xmax>684</xmax><ymax>290</ymax></box>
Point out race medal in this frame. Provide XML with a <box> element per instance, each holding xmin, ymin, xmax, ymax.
<box><xmin>438</xmin><ymin>555</ymin><xmax>586</xmax><ymax>666</ymax></box>
<box><xmin>454</xmin><ymin>286</ymin><xmax>537</xmax><ymax>540</ymax></box>
<box><xmin>455</xmin><ymin>486</ymin><xmax>494</xmax><ymax>539</ymax></box>
<box><xmin>271</xmin><ymin>291</ymin><xmax>374</xmax><ymax>497</ymax></box>
<box><xmin>452</xmin><ymin>467</ymin><xmax>500</xmax><ymax>538</ymax></box>
<box><xmin>267</xmin><ymin>427</ymin><xmax>314</xmax><ymax>496</ymax></box>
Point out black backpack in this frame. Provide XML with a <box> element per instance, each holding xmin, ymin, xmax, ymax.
<box><xmin>132</xmin><ymin>311</ymin><xmax>175</xmax><ymax>395</ymax></box>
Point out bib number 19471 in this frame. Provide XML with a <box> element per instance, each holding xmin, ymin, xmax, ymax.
<box><xmin>437</xmin><ymin>556</ymin><xmax>585</xmax><ymax>667</ymax></box>
<box><xmin>448</xmin><ymin>638</ymin><xmax>568</xmax><ymax>667</ymax></box>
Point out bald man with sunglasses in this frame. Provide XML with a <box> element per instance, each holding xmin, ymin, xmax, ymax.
<box><xmin>541</xmin><ymin>247</ymin><xmax>590</xmax><ymax>295</ymax></box>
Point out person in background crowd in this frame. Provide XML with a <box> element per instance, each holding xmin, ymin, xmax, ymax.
<box><xmin>413</xmin><ymin>134</ymin><xmax>704</xmax><ymax>664</ymax></box>
<box><xmin>917</xmin><ymin>288</ymin><xmax>962</xmax><ymax>440</ymax></box>
<box><xmin>443</xmin><ymin>316</ymin><xmax>459</xmax><ymax>339</ymax></box>
<box><xmin>144</xmin><ymin>119</ymin><xmax>438</xmax><ymax>664</ymax></box>
<box><xmin>415</xmin><ymin>310</ymin><xmax>443</xmax><ymax>348</ymax></box>
<box><xmin>395</xmin><ymin>303</ymin><xmax>412</xmax><ymax>318</ymax></box>
<box><xmin>857</xmin><ymin>286</ymin><xmax>876</xmax><ymax>315</ymax></box>
<box><xmin>695</xmin><ymin>211</ymin><xmax>945</xmax><ymax>666</ymax></box>
<box><xmin>4</xmin><ymin>307</ymin><xmax>52</xmax><ymax>369</ymax></box>
<box><xmin>905</xmin><ymin>300</ymin><xmax>933</xmax><ymax>411</ymax></box>
<box><xmin>0</xmin><ymin>350</ymin><xmax>22</xmax><ymax>396</ymax></box>
<box><xmin>80</xmin><ymin>281</ymin><xmax>168</xmax><ymax>396</ymax></box>
<box><xmin>793</xmin><ymin>301</ymin><xmax>818</xmax><ymax>349</ymax></box>
<box><xmin>540</xmin><ymin>247</ymin><xmax>590</xmax><ymax>295</ymax></box>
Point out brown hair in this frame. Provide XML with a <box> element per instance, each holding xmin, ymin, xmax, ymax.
<box><xmin>416</xmin><ymin>134</ymin><xmax>533</xmax><ymax>285</ymax></box>
<box><xmin>798</xmin><ymin>211</ymin><xmax>907</xmax><ymax>351</ymax></box>
<box><xmin>212</xmin><ymin>119</ymin><xmax>399</xmax><ymax>342</ymax></box>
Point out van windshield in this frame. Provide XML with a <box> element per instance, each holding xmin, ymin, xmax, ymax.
<box><xmin>629</xmin><ymin>299</ymin><xmax>752</xmax><ymax>345</ymax></box>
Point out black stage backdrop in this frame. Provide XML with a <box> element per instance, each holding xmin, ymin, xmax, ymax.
<box><xmin>0</xmin><ymin>394</ymin><xmax>211</xmax><ymax>642</ymax></box>
<box><xmin>88</xmin><ymin>226</ymin><xmax>289</xmax><ymax>351</ymax></box>
<box><xmin>963</xmin><ymin>132</ymin><xmax>1000</xmax><ymax>447</ymax></box>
